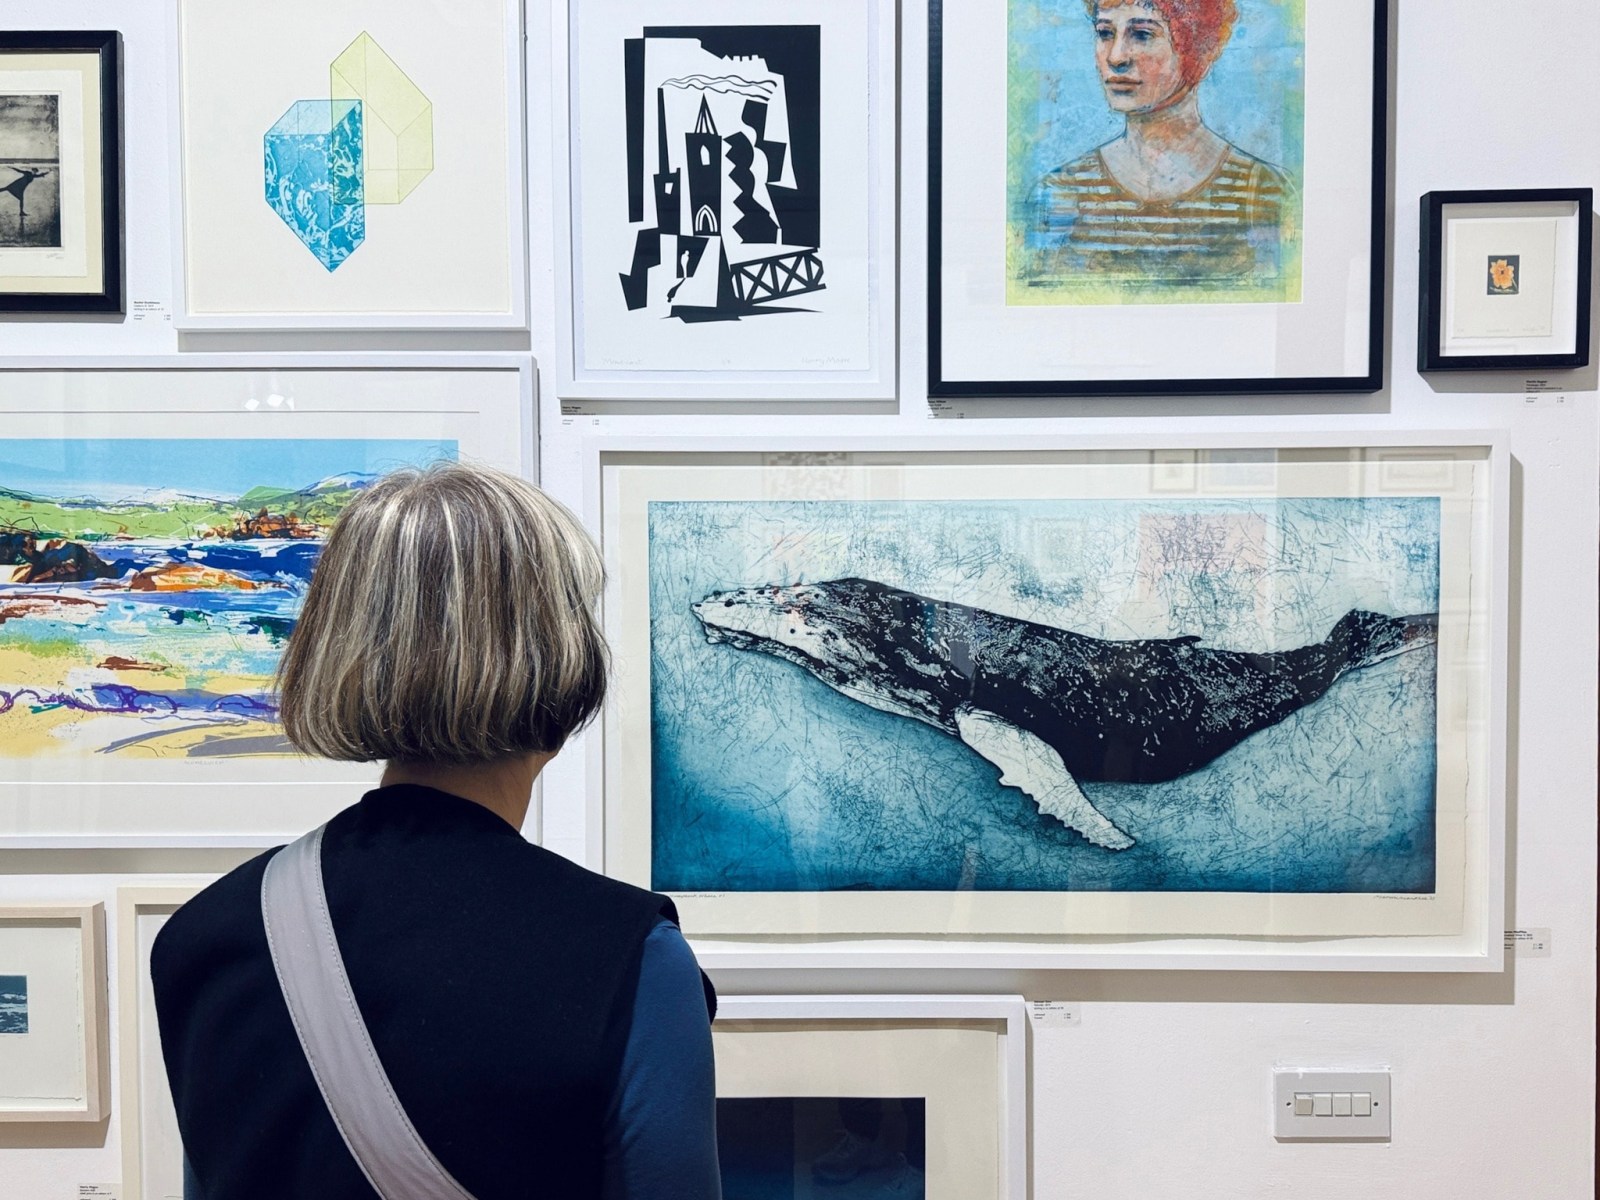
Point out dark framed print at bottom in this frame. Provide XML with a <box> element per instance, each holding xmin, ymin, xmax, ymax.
<box><xmin>0</xmin><ymin>31</ymin><xmax>121</xmax><ymax>313</ymax></box>
<box><xmin>930</xmin><ymin>0</ymin><xmax>1388</xmax><ymax>397</ymax></box>
<box><xmin>1418</xmin><ymin>188</ymin><xmax>1593</xmax><ymax>372</ymax></box>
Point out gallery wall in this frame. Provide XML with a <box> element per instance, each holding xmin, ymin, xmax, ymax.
<box><xmin>0</xmin><ymin>1</ymin><xmax>1595</xmax><ymax>1197</ymax></box>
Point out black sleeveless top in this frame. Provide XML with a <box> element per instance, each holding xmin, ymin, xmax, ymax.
<box><xmin>152</xmin><ymin>784</ymin><xmax>706</xmax><ymax>1200</ymax></box>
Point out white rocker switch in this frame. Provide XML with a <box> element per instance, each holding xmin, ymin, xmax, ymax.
<box><xmin>1274</xmin><ymin>1070</ymin><xmax>1391</xmax><ymax>1140</ymax></box>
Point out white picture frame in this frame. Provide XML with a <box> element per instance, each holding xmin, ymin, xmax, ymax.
<box><xmin>117</xmin><ymin>887</ymin><xmax>200</xmax><ymax>1200</ymax></box>
<box><xmin>0</xmin><ymin>903</ymin><xmax>109</xmax><ymax>1122</ymax></box>
<box><xmin>554</xmin><ymin>0</ymin><xmax>898</xmax><ymax>400</ymax></box>
<box><xmin>0</xmin><ymin>354</ymin><xmax>535</xmax><ymax>847</ymax></box>
<box><xmin>573</xmin><ymin>431</ymin><xmax>1510</xmax><ymax>972</ymax></box>
<box><xmin>169</xmin><ymin>0</ymin><xmax>528</xmax><ymax>331</ymax></box>
<box><xmin>713</xmin><ymin>995</ymin><xmax>1028</xmax><ymax>1200</ymax></box>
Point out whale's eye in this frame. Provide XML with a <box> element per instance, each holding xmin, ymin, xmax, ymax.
<box><xmin>723</xmin><ymin>599</ymin><xmax>735</xmax><ymax>607</ymax></box>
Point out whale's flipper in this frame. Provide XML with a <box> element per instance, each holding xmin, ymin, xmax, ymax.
<box><xmin>955</xmin><ymin>709</ymin><xmax>1136</xmax><ymax>851</ymax></box>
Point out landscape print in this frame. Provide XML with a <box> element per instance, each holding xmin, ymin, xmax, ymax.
<box><xmin>0</xmin><ymin>438</ymin><xmax>453</xmax><ymax>760</ymax></box>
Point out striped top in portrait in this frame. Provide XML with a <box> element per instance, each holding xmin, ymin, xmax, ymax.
<box><xmin>1020</xmin><ymin>145</ymin><xmax>1295</xmax><ymax>293</ymax></box>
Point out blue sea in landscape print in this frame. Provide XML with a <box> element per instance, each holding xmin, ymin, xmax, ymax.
<box><xmin>0</xmin><ymin>438</ymin><xmax>454</xmax><ymax>759</ymax></box>
<box><xmin>650</xmin><ymin>496</ymin><xmax>1441</xmax><ymax>895</ymax></box>
<box><xmin>0</xmin><ymin>975</ymin><xmax>26</xmax><ymax>1034</ymax></box>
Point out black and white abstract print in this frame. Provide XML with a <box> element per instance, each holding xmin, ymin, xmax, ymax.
<box><xmin>619</xmin><ymin>26</ymin><xmax>823</xmax><ymax>323</ymax></box>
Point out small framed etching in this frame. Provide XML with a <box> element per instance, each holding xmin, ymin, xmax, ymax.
<box><xmin>0</xmin><ymin>31</ymin><xmax>122</xmax><ymax>313</ymax></box>
<box><xmin>713</xmin><ymin>996</ymin><xmax>1028</xmax><ymax>1199</ymax></box>
<box><xmin>1418</xmin><ymin>187</ymin><xmax>1594</xmax><ymax>371</ymax></box>
<box><xmin>0</xmin><ymin>904</ymin><xmax>109</xmax><ymax>1122</ymax></box>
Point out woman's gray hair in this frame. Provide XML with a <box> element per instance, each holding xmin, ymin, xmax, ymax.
<box><xmin>275</xmin><ymin>460</ymin><xmax>607</xmax><ymax>763</ymax></box>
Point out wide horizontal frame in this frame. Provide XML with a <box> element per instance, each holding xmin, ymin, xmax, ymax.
<box><xmin>0</xmin><ymin>353</ymin><xmax>537</xmax><ymax>848</ymax></box>
<box><xmin>0</xmin><ymin>30</ymin><xmax>124</xmax><ymax>314</ymax></box>
<box><xmin>117</xmin><ymin>887</ymin><xmax>201</xmax><ymax>1200</ymax></box>
<box><xmin>927</xmin><ymin>0</ymin><xmax>1390</xmax><ymax>398</ymax></box>
<box><xmin>1417</xmin><ymin>186</ymin><xmax>1595</xmax><ymax>372</ymax></box>
<box><xmin>552</xmin><ymin>0</ymin><xmax>900</xmax><ymax>400</ymax></box>
<box><xmin>714</xmin><ymin>994</ymin><xmax>1027</xmax><ymax>1200</ymax></box>
<box><xmin>579</xmin><ymin>430</ymin><xmax>1510</xmax><ymax>972</ymax></box>
<box><xmin>0</xmin><ymin>903</ymin><xmax>109</xmax><ymax>1122</ymax></box>
<box><xmin>165</xmin><ymin>0</ymin><xmax>529</xmax><ymax>331</ymax></box>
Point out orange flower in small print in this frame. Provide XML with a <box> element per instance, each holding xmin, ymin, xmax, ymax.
<box><xmin>1487</xmin><ymin>256</ymin><xmax>1519</xmax><ymax>295</ymax></box>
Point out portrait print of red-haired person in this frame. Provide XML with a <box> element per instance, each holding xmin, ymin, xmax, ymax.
<box><xmin>1011</xmin><ymin>0</ymin><xmax>1303</xmax><ymax>303</ymax></box>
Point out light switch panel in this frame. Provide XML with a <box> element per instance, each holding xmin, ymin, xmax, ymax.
<box><xmin>1273</xmin><ymin>1070</ymin><xmax>1390</xmax><ymax>1140</ymax></box>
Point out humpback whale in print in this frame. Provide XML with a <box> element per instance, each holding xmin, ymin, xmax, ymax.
<box><xmin>690</xmin><ymin>577</ymin><xmax>1438</xmax><ymax>852</ymax></box>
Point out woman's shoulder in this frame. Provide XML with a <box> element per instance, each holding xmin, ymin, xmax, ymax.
<box><xmin>149</xmin><ymin>847</ymin><xmax>278</xmax><ymax>993</ymax></box>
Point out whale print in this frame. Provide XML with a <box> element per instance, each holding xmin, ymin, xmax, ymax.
<box><xmin>647</xmin><ymin>494</ymin><xmax>1442</xmax><ymax>895</ymax></box>
<box><xmin>692</xmin><ymin>578</ymin><xmax>1438</xmax><ymax>851</ymax></box>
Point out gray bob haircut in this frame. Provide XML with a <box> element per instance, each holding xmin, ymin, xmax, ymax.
<box><xmin>275</xmin><ymin>461</ymin><xmax>608</xmax><ymax>763</ymax></box>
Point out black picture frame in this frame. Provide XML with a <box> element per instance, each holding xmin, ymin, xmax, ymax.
<box><xmin>1417</xmin><ymin>187</ymin><xmax>1593</xmax><ymax>373</ymax></box>
<box><xmin>0</xmin><ymin>30</ymin><xmax>123</xmax><ymax>314</ymax></box>
<box><xmin>928</xmin><ymin>0</ymin><xmax>1390</xmax><ymax>398</ymax></box>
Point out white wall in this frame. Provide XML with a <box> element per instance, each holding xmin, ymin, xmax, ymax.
<box><xmin>1</xmin><ymin>1</ymin><xmax>1595</xmax><ymax>1197</ymax></box>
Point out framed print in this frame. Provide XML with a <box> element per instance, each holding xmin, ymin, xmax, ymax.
<box><xmin>930</xmin><ymin>0</ymin><xmax>1388</xmax><ymax>396</ymax></box>
<box><xmin>171</xmin><ymin>0</ymin><xmax>526</xmax><ymax>330</ymax></box>
<box><xmin>584</xmin><ymin>433</ymin><xmax>1508</xmax><ymax>971</ymax></box>
<box><xmin>0</xmin><ymin>355</ymin><xmax>534</xmax><ymax>846</ymax></box>
<box><xmin>0</xmin><ymin>904</ymin><xmax>109</xmax><ymax>1122</ymax></box>
<box><xmin>0</xmin><ymin>31</ymin><xmax>121</xmax><ymax>313</ymax></box>
<box><xmin>714</xmin><ymin>996</ymin><xmax>1027</xmax><ymax>1200</ymax></box>
<box><xmin>558</xmin><ymin>0</ymin><xmax>897</xmax><ymax>399</ymax></box>
<box><xmin>1418</xmin><ymin>188</ymin><xmax>1593</xmax><ymax>372</ymax></box>
<box><xmin>118</xmin><ymin>887</ymin><xmax>199</xmax><ymax>1200</ymax></box>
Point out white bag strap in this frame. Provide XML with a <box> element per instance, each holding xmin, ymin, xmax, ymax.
<box><xmin>261</xmin><ymin>825</ymin><xmax>479</xmax><ymax>1200</ymax></box>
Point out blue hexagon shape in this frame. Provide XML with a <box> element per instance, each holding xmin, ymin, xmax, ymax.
<box><xmin>264</xmin><ymin>98</ymin><xmax>366</xmax><ymax>271</ymax></box>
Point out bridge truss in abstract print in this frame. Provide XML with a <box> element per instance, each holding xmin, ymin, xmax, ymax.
<box><xmin>596</xmin><ymin>441</ymin><xmax>1504</xmax><ymax>955</ymax></box>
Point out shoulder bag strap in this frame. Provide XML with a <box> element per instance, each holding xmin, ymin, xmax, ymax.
<box><xmin>261</xmin><ymin>825</ymin><xmax>479</xmax><ymax>1200</ymax></box>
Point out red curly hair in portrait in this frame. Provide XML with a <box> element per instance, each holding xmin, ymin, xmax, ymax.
<box><xmin>1082</xmin><ymin>0</ymin><xmax>1240</xmax><ymax>89</ymax></box>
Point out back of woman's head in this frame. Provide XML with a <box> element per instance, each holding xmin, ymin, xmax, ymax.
<box><xmin>275</xmin><ymin>461</ymin><xmax>607</xmax><ymax>764</ymax></box>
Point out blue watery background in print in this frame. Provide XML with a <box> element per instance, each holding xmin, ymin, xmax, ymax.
<box><xmin>0</xmin><ymin>975</ymin><xmax>26</xmax><ymax>1034</ymax></box>
<box><xmin>649</xmin><ymin>496</ymin><xmax>1441</xmax><ymax>894</ymax></box>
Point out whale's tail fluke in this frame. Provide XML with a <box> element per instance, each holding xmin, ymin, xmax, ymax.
<box><xmin>1332</xmin><ymin>609</ymin><xmax>1439</xmax><ymax>673</ymax></box>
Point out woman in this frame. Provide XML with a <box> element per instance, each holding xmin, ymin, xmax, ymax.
<box><xmin>1021</xmin><ymin>0</ymin><xmax>1294</xmax><ymax>292</ymax></box>
<box><xmin>152</xmin><ymin>462</ymin><xmax>721</xmax><ymax>1199</ymax></box>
